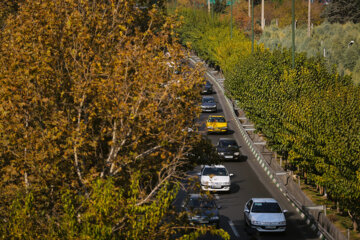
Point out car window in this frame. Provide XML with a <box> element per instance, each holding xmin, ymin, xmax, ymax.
<box><xmin>202</xmin><ymin>167</ymin><xmax>228</xmax><ymax>176</ymax></box>
<box><xmin>202</xmin><ymin>98</ymin><xmax>215</xmax><ymax>103</ymax></box>
<box><xmin>246</xmin><ymin>200</ymin><xmax>253</xmax><ymax>210</ymax></box>
<box><xmin>251</xmin><ymin>202</ymin><xmax>282</xmax><ymax>213</ymax></box>
<box><xmin>220</xmin><ymin>140</ymin><xmax>237</xmax><ymax>148</ymax></box>
<box><xmin>188</xmin><ymin>197</ymin><xmax>215</xmax><ymax>209</ymax></box>
<box><xmin>209</xmin><ymin>117</ymin><xmax>225</xmax><ymax>123</ymax></box>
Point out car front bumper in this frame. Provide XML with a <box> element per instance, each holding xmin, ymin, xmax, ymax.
<box><xmin>250</xmin><ymin>224</ymin><xmax>286</xmax><ymax>232</ymax></box>
<box><xmin>201</xmin><ymin>107</ymin><xmax>217</xmax><ymax>112</ymax></box>
<box><xmin>207</xmin><ymin>128</ymin><xmax>227</xmax><ymax>133</ymax></box>
<box><xmin>201</xmin><ymin>184</ymin><xmax>230</xmax><ymax>192</ymax></box>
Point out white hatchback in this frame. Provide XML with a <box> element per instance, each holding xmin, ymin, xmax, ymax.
<box><xmin>199</xmin><ymin>165</ymin><xmax>233</xmax><ymax>192</ymax></box>
<box><xmin>244</xmin><ymin>198</ymin><xmax>287</xmax><ymax>233</ymax></box>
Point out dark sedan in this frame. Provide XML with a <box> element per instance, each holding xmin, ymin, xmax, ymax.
<box><xmin>182</xmin><ymin>193</ymin><xmax>220</xmax><ymax>228</ymax></box>
<box><xmin>201</xmin><ymin>81</ymin><xmax>213</xmax><ymax>94</ymax></box>
<box><xmin>216</xmin><ymin>138</ymin><xmax>241</xmax><ymax>161</ymax></box>
<box><xmin>201</xmin><ymin>96</ymin><xmax>217</xmax><ymax>112</ymax></box>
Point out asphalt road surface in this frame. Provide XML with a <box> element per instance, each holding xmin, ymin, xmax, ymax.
<box><xmin>182</xmin><ymin>67</ymin><xmax>319</xmax><ymax>240</ymax></box>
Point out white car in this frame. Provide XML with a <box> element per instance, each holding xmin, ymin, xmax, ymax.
<box><xmin>244</xmin><ymin>198</ymin><xmax>287</xmax><ymax>233</ymax></box>
<box><xmin>199</xmin><ymin>165</ymin><xmax>233</xmax><ymax>192</ymax></box>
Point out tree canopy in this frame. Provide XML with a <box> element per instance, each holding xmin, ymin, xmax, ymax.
<box><xmin>0</xmin><ymin>0</ymin><xmax>228</xmax><ymax>239</ymax></box>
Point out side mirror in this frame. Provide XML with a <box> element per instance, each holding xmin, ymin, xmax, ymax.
<box><xmin>229</xmin><ymin>173</ymin><xmax>234</xmax><ymax>177</ymax></box>
<box><xmin>197</xmin><ymin>172</ymin><xmax>201</xmax><ymax>176</ymax></box>
<box><xmin>244</xmin><ymin>209</ymin><xmax>250</xmax><ymax>213</ymax></box>
<box><xmin>283</xmin><ymin>210</ymin><xmax>288</xmax><ymax>213</ymax></box>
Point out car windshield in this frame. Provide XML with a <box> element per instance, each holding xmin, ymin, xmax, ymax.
<box><xmin>251</xmin><ymin>202</ymin><xmax>282</xmax><ymax>213</ymax></box>
<box><xmin>219</xmin><ymin>140</ymin><xmax>237</xmax><ymax>148</ymax></box>
<box><xmin>189</xmin><ymin>197</ymin><xmax>215</xmax><ymax>209</ymax></box>
<box><xmin>208</xmin><ymin>117</ymin><xmax>225</xmax><ymax>123</ymax></box>
<box><xmin>205</xmin><ymin>81</ymin><xmax>212</xmax><ymax>87</ymax></box>
<box><xmin>202</xmin><ymin>167</ymin><xmax>228</xmax><ymax>176</ymax></box>
<box><xmin>202</xmin><ymin>98</ymin><xmax>215</xmax><ymax>103</ymax></box>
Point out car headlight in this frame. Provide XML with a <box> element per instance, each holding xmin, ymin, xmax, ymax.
<box><xmin>207</xmin><ymin>126</ymin><xmax>213</xmax><ymax>129</ymax></box>
<box><xmin>201</xmin><ymin>181</ymin><xmax>208</xmax><ymax>186</ymax></box>
<box><xmin>251</xmin><ymin>220</ymin><xmax>262</xmax><ymax>225</ymax></box>
<box><xmin>220</xmin><ymin>127</ymin><xmax>227</xmax><ymax>129</ymax></box>
<box><xmin>224</xmin><ymin>181</ymin><xmax>230</xmax><ymax>185</ymax></box>
<box><xmin>234</xmin><ymin>152</ymin><xmax>240</xmax><ymax>156</ymax></box>
<box><xmin>218</xmin><ymin>152</ymin><xmax>225</xmax><ymax>155</ymax></box>
<box><xmin>278</xmin><ymin>221</ymin><xmax>286</xmax><ymax>225</ymax></box>
<box><xmin>210</xmin><ymin>216</ymin><xmax>219</xmax><ymax>220</ymax></box>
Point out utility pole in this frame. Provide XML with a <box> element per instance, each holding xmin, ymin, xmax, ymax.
<box><xmin>251</xmin><ymin>0</ymin><xmax>254</xmax><ymax>53</ymax></box>
<box><xmin>307</xmin><ymin>0</ymin><xmax>311</xmax><ymax>37</ymax></box>
<box><xmin>261</xmin><ymin>0</ymin><xmax>265</xmax><ymax>30</ymax></box>
<box><xmin>291</xmin><ymin>0</ymin><xmax>295</xmax><ymax>68</ymax></box>
<box><xmin>231</xmin><ymin>0</ymin><xmax>233</xmax><ymax>38</ymax></box>
<box><xmin>208</xmin><ymin>0</ymin><xmax>211</xmax><ymax>14</ymax></box>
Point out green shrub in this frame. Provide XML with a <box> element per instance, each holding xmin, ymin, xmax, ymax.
<box><xmin>259</xmin><ymin>21</ymin><xmax>360</xmax><ymax>84</ymax></box>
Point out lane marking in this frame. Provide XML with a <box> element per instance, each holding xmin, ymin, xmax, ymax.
<box><xmin>228</xmin><ymin>220</ymin><xmax>240</xmax><ymax>238</ymax></box>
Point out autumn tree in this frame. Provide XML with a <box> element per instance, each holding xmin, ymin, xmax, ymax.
<box><xmin>0</xmin><ymin>0</ymin><xmax>228</xmax><ymax>239</ymax></box>
<box><xmin>322</xmin><ymin>0</ymin><xmax>360</xmax><ymax>24</ymax></box>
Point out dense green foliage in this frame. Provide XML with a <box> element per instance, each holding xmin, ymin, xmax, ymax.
<box><xmin>259</xmin><ymin>21</ymin><xmax>360</xmax><ymax>84</ymax></box>
<box><xmin>322</xmin><ymin>0</ymin><xmax>360</xmax><ymax>24</ymax></box>
<box><xmin>0</xmin><ymin>1</ymin><xmax>229</xmax><ymax>239</ymax></box>
<box><xmin>225</xmin><ymin>48</ymin><xmax>360</xmax><ymax>230</ymax></box>
<box><xmin>178</xmin><ymin>7</ymin><xmax>360</xmax><ymax>230</ymax></box>
<box><xmin>178</xmin><ymin>8</ymin><xmax>252</xmax><ymax>73</ymax></box>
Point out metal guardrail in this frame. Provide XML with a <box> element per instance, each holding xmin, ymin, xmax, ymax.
<box><xmin>189</xmin><ymin>55</ymin><xmax>345</xmax><ymax>240</ymax></box>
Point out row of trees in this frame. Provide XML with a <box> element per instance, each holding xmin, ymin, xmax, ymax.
<box><xmin>178</xmin><ymin>8</ymin><xmax>360</xmax><ymax>232</ymax></box>
<box><xmin>0</xmin><ymin>0</ymin><xmax>227</xmax><ymax>239</ymax></box>
<box><xmin>259</xmin><ymin>21</ymin><xmax>360</xmax><ymax>84</ymax></box>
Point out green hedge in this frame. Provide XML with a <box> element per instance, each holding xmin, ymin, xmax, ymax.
<box><xmin>178</xmin><ymin>9</ymin><xmax>360</xmax><ymax>227</ymax></box>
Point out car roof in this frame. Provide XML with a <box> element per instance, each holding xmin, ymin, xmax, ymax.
<box><xmin>209</xmin><ymin>115</ymin><xmax>224</xmax><ymax>118</ymax></box>
<box><xmin>251</xmin><ymin>198</ymin><xmax>278</xmax><ymax>203</ymax></box>
<box><xmin>203</xmin><ymin>164</ymin><xmax>226</xmax><ymax>168</ymax></box>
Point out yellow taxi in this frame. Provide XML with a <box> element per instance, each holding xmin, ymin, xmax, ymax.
<box><xmin>206</xmin><ymin>115</ymin><xmax>228</xmax><ymax>134</ymax></box>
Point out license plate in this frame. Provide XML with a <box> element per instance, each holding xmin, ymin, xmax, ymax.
<box><xmin>266</xmin><ymin>226</ymin><xmax>276</xmax><ymax>229</ymax></box>
<box><xmin>211</xmin><ymin>185</ymin><xmax>221</xmax><ymax>189</ymax></box>
<box><xmin>225</xmin><ymin>156</ymin><xmax>233</xmax><ymax>158</ymax></box>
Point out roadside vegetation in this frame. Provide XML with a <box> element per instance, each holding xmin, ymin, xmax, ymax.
<box><xmin>0</xmin><ymin>0</ymin><xmax>228</xmax><ymax>239</ymax></box>
<box><xmin>176</xmin><ymin>2</ymin><xmax>360</xmax><ymax>236</ymax></box>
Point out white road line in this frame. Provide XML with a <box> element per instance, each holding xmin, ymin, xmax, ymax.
<box><xmin>228</xmin><ymin>220</ymin><xmax>240</xmax><ymax>238</ymax></box>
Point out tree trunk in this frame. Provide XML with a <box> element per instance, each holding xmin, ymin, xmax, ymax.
<box><xmin>307</xmin><ymin>0</ymin><xmax>311</xmax><ymax>37</ymax></box>
<box><xmin>261</xmin><ymin>0</ymin><xmax>265</xmax><ymax>30</ymax></box>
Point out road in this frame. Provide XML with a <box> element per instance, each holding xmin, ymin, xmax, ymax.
<box><xmin>184</xmin><ymin>58</ymin><xmax>319</xmax><ymax>240</ymax></box>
